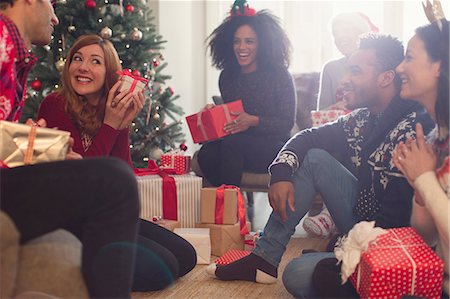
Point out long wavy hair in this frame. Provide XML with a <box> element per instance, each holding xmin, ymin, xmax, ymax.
<box><xmin>59</xmin><ymin>34</ymin><xmax>121</xmax><ymax>136</ymax></box>
<box><xmin>207</xmin><ymin>10</ymin><xmax>291</xmax><ymax>73</ymax></box>
<box><xmin>415</xmin><ymin>19</ymin><xmax>449</xmax><ymax>130</ymax></box>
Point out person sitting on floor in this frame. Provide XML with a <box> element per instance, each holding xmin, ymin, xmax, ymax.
<box><xmin>206</xmin><ymin>33</ymin><xmax>435</xmax><ymax>298</ymax></box>
<box><xmin>38</xmin><ymin>34</ymin><xmax>197</xmax><ymax>292</ymax></box>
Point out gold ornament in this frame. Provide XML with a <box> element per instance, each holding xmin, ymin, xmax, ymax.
<box><xmin>153</xmin><ymin>113</ymin><xmax>160</xmax><ymax>120</ymax></box>
<box><xmin>120</xmin><ymin>33</ymin><xmax>126</xmax><ymax>39</ymax></box>
<box><xmin>100</xmin><ymin>26</ymin><xmax>113</xmax><ymax>39</ymax></box>
<box><xmin>148</xmin><ymin>69</ymin><xmax>156</xmax><ymax>77</ymax></box>
<box><xmin>130</xmin><ymin>28</ymin><xmax>143</xmax><ymax>41</ymax></box>
<box><xmin>68</xmin><ymin>25</ymin><xmax>76</xmax><ymax>33</ymax></box>
<box><xmin>55</xmin><ymin>59</ymin><xmax>65</xmax><ymax>73</ymax></box>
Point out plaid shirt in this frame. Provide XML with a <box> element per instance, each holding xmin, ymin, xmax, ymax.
<box><xmin>0</xmin><ymin>14</ymin><xmax>37</xmax><ymax>122</ymax></box>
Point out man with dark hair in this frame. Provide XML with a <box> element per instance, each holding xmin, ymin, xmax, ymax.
<box><xmin>207</xmin><ymin>33</ymin><xmax>435</xmax><ymax>296</ymax></box>
<box><xmin>0</xmin><ymin>1</ymin><xmax>140</xmax><ymax>298</ymax></box>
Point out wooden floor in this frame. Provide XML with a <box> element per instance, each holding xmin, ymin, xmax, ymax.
<box><xmin>132</xmin><ymin>237</ymin><xmax>329</xmax><ymax>299</ymax></box>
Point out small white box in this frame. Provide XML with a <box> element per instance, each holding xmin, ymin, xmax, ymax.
<box><xmin>174</xmin><ymin>228</ymin><xmax>211</xmax><ymax>264</ymax></box>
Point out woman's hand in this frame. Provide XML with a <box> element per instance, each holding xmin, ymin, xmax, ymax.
<box><xmin>393</xmin><ymin>123</ymin><xmax>437</xmax><ymax>185</ymax></box>
<box><xmin>223</xmin><ymin>111</ymin><xmax>259</xmax><ymax>134</ymax></box>
<box><xmin>104</xmin><ymin>80</ymin><xmax>137</xmax><ymax>129</ymax></box>
<box><xmin>66</xmin><ymin>137</ymin><xmax>82</xmax><ymax>160</ymax></box>
<box><xmin>118</xmin><ymin>90</ymin><xmax>145</xmax><ymax>130</ymax></box>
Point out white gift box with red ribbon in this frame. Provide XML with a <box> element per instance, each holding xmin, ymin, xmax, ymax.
<box><xmin>310</xmin><ymin>109</ymin><xmax>349</xmax><ymax>127</ymax></box>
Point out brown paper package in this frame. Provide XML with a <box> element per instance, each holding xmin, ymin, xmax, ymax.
<box><xmin>196</xmin><ymin>221</ymin><xmax>251</xmax><ymax>256</ymax></box>
<box><xmin>200</xmin><ymin>187</ymin><xmax>238</xmax><ymax>225</ymax></box>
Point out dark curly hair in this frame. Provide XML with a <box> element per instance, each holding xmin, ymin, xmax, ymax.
<box><xmin>358</xmin><ymin>33</ymin><xmax>404</xmax><ymax>90</ymax></box>
<box><xmin>207</xmin><ymin>10</ymin><xmax>291</xmax><ymax>72</ymax></box>
<box><xmin>415</xmin><ymin>19</ymin><xmax>449</xmax><ymax>129</ymax></box>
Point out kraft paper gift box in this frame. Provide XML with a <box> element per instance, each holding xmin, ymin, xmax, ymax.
<box><xmin>136</xmin><ymin>174</ymin><xmax>202</xmax><ymax>228</ymax></box>
<box><xmin>117</xmin><ymin>69</ymin><xmax>148</xmax><ymax>94</ymax></box>
<box><xmin>0</xmin><ymin>120</ymin><xmax>70</xmax><ymax>168</ymax></box>
<box><xmin>160</xmin><ymin>150</ymin><xmax>191</xmax><ymax>175</ymax></box>
<box><xmin>200</xmin><ymin>187</ymin><xmax>239</xmax><ymax>225</ymax></box>
<box><xmin>174</xmin><ymin>228</ymin><xmax>211</xmax><ymax>264</ymax></box>
<box><xmin>310</xmin><ymin>110</ymin><xmax>348</xmax><ymax>127</ymax></box>
<box><xmin>186</xmin><ymin>100</ymin><xmax>244</xmax><ymax>144</ymax></box>
<box><xmin>244</xmin><ymin>230</ymin><xmax>264</xmax><ymax>251</ymax></box>
<box><xmin>196</xmin><ymin>221</ymin><xmax>251</xmax><ymax>256</ymax></box>
<box><xmin>349</xmin><ymin>227</ymin><xmax>444</xmax><ymax>299</ymax></box>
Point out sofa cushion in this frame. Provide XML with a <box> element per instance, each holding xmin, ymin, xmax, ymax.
<box><xmin>14</xmin><ymin>230</ymin><xmax>88</xmax><ymax>299</ymax></box>
<box><xmin>1</xmin><ymin>211</ymin><xmax>20</xmax><ymax>299</ymax></box>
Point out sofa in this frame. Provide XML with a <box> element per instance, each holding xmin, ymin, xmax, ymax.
<box><xmin>1</xmin><ymin>211</ymin><xmax>88</xmax><ymax>298</ymax></box>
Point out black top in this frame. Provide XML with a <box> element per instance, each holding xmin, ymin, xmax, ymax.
<box><xmin>219</xmin><ymin>67</ymin><xmax>296</xmax><ymax>139</ymax></box>
<box><xmin>269</xmin><ymin>96</ymin><xmax>435</xmax><ymax>229</ymax></box>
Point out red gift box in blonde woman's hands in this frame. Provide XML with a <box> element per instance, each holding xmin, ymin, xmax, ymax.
<box><xmin>186</xmin><ymin>100</ymin><xmax>244</xmax><ymax>143</ymax></box>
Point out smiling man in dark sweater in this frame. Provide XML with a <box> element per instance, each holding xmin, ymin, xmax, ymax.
<box><xmin>206</xmin><ymin>33</ymin><xmax>435</xmax><ymax>296</ymax></box>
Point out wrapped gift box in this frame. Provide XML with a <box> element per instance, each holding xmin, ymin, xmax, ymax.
<box><xmin>118</xmin><ymin>69</ymin><xmax>148</xmax><ymax>94</ymax></box>
<box><xmin>350</xmin><ymin>227</ymin><xmax>444</xmax><ymax>299</ymax></box>
<box><xmin>214</xmin><ymin>249</ymin><xmax>250</xmax><ymax>266</ymax></box>
<box><xmin>0</xmin><ymin>120</ymin><xmax>70</xmax><ymax>168</ymax></box>
<box><xmin>200</xmin><ymin>187</ymin><xmax>239</xmax><ymax>225</ymax></box>
<box><xmin>310</xmin><ymin>110</ymin><xmax>348</xmax><ymax>127</ymax></box>
<box><xmin>160</xmin><ymin>152</ymin><xmax>191</xmax><ymax>175</ymax></box>
<box><xmin>174</xmin><ymin>228</ymin><xmax>211</xmax><ymax>264</ymax></box>
<box><xmin>186</xmin><ymin>100</ymin><xmax>244</xmax><ymax>144</ymax></box>
<box><xmin>196</xmin><ymin>221</ymin><xmax>251</xmax><ymax>256</ymax></box>
<box><xmin>136</xmin><ymin>174</ymin><xmax>202</xmax><ymax>228</ymax></box>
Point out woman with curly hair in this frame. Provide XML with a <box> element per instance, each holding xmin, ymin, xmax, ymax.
<box><xmin>197</xmin><ymin>1</ymin><xmax>296</xmax><ymax>187</ymax></box>
<box><xmin>38</xmin><ymin>34</ymin><xmax>196</xmax><ymax>292</ymax></box>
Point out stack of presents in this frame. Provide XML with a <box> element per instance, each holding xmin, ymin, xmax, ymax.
<box><xmin>134</xmin><ymin>98</ymin><xmax>446</xmax><ymax>298</ymax></box>
<box><xmin>135</xmin><ymin>99</ymin><xmax>262</xmax><ymax>265</ymax></box>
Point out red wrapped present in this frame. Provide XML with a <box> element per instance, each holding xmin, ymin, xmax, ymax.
<box><xmin>160</xmin><ymin>150</ymin><xmax>191</xmax><ymax>174</ymax></box>
<box><xmin>310</xmin><ymin>109</ymin><xmax>349</xmax><ymax>127</ymax></box>
<box><xmin>186</xmin><ymin>100</ymin><xmax>244</xmax><ymax>143</ymax></box>
<box><xmin>214</xmin><ymin>249</ymin><xmax>250</xmax><ymax>266</ymax></box>
<box><xmin>349</xmin><ymin>227</ymin><xmax>444</xmax><ymax>299</ymax></box>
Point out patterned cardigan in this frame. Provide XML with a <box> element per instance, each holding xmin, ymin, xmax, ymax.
<box><xmin>269</xmin><ymin>96</ymin><xmax>435</xmax><ymax>229</ymax></box>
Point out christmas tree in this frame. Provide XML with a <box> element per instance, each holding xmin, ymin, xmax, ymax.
<box><xmin>22</xmin><ymin>0</ymin><xmax>185</xmax><ymax>168</ymax></box>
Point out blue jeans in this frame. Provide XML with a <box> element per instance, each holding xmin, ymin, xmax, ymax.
<box><xmin>283</xmin><ymin>252</ymin><xmax>336</xmax><ymax>298</ymax></box>
<box><xmin>253</xmin><ymin>149</ymin><xmax>358</xmax><ymax>267</ymax></box>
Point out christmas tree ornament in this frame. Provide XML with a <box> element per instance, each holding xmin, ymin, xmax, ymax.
<box><xmin>131</xmin><ymin>69</ymin><xmax>141</xmax><ymax>77</ymax></box>
<box><xmin>120</xmin><ymin>33</ymin><xmax>126</xmax><ymax>39</ymax></box>
<box><xmin>138</xmin><ymin>9</ymin><xmax>144</xmax><ymax>16</ymax></box>
<box><xmin>130</xmin><ymin>28</ymin><xmax>143</xmax><ymax>41</ymax></box>
<box><xmin>125</xmin><ymin>4</ymin><xmax>135</xmax><ymax>12</ymax></box>
<box><xmin>168</xmin><ymin>87</ymin><xmax>174</xmax><ymax>95</ymax></box>
<box><xmin>85</xmin><ymin>0</ymin><xmax>96</xmax><ymax>10</ymax></box>
<box><xmin>149</xmin><ymin>147</ymin><xmax>163</xmax><ymax>160</ymax></box>
<box><xmin>179</xmin><ymin>143</ymin><xmax>188</xmax><ymax>151</ymax></box>
<box><xmin>31</xmin><ymin>79</ymin><xmax>42</xmax><ymax>91</ymax></box>
<box><xmin>148</xmin><ymin>69</ymin><xmax>156</xmax><ymax>77</ymax></box>
<box><xmin>100</xmin><ymin>26</ymin><xmax>113</xmax><ymax>39</ymax></box>
<box><xmin>153</xmin><ymin>113</ymin><xmax>160</xmax><ymax>120</ymax></box>
<box><xmin>55</xmin><ymin>59</ymin><xmax>65</xmax><ymax>73</ymax></box>
<box><xmin>58</xmin><ymin>0</ymin><xmax>67</xmax><ymax>4</ymax></box>
<box><xmin>152</xmin><ymin>59</ymin><xmax>159</xmax><ymax>67</ymax></box>
<box><xmin>68</xmin><ymin>25</ymin><xmax>76</xmax><ymax>33</ymax></box>
<box><xmin>44</xmin><ymin>45</ymin><xmax>51</xmax><ymax>51</ymax></box>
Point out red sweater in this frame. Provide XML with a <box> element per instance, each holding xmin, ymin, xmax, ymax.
<box><xmin>38</xmin><ymin>93</ymin><xmax>132</xmax><ymax>167</ymax></box>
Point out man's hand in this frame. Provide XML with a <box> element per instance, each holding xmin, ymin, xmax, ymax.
<box><xmin>268</xmin><ymin>181</ymin><xmax>296</xmax><ymax>221</ymax></box>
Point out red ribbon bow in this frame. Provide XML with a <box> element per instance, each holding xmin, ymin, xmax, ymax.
<box><xmin>117</xmin><ymin>69</ymin><xmax>149</xmax><ymax>93</ymax></box>
<box><xmin>134</xmin><ymin>160</ymin><xmax>178</xmax><ymax>221</ymax></box>
<box><xmin>214</xmin><ymin>184</ymin><xmax>249</xmax><ymax>236</ymax></box>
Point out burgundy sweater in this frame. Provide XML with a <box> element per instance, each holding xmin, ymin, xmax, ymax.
<box><xmin>38</xmin><ymin>92</ymin><xmax>132</xmax><ymax>167</ymax></box>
